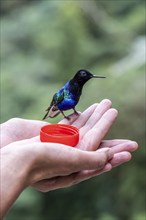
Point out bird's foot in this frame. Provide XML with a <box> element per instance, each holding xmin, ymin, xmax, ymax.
<box><xmin>64</xmin><ymin>116</ymin><xmax>70</xmax><ymax>120</ymax></box>
<box><xmin>60</xmin><ymin>111</ymin><xmax>70</xmax><ymax>120</ymax></box>
<box><xmin>73</xmin><ymin>108</ymin><xmax>79</xmax><ymax>115</ymax></box>
<box><xmin>74</xmin><ymin>111</ymin><xmax>79</xmax><ymax>116</ymax></box>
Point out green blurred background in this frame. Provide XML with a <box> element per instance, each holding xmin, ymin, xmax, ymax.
<box><xmin>1</xmin><ymin>0</ymin><xmax>145</xmax><ymax>220</ymax></box>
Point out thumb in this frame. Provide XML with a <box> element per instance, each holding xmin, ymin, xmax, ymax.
<box><xmin>61</xmin><ymin>147</ymin><xmax>114</xmax><ymax>173</ymax></box>
<box><xmin>79</xmin><ymin>148</ymin><xmax>113</xmax><ymax>171</ymax></box>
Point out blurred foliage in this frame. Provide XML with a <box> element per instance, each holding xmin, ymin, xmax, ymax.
<box><xmin>1</xmin><ymin>0</ymin><xmax>145</xmax><ymax>220</ymax></box>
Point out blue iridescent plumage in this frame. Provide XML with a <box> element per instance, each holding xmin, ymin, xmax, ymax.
<box><xmin>43</xmin><ymin>69</ymin><xmax>105</xmax><ymax>119</ymax></box>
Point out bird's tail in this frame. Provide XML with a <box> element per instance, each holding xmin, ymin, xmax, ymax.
<box><xmin>42</xmin><ymin>107</ymin><xmax>60</xmax><ymax>120</ymax></box>
<box><xmin>42</xmin><ymin>111</ymin><xmax>49</xmax><ymax>120</ymax></box>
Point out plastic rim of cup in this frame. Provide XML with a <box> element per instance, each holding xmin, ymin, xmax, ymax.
<box><xmin>40</xmin><ymin>124</ymin><xmax>79</xmax><ymax>147</ymax></box>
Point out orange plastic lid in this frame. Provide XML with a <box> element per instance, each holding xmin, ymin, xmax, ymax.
<box><xmin>40</xmin><ymin>124</ymin><xmax>79</xmax><ymax>147</ymax></box>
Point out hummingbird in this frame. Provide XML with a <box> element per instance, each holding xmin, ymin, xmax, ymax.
<box><xmin>43</xmin><ymin>69</ymin><xmax>106</xmax><ymax>120</ymax></box>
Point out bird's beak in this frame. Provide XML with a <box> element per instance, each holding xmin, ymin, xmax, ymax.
<box><xmin>92</xmin><ymin>75</ymin><xmax>106</xmax><ymax>78</ymax></box>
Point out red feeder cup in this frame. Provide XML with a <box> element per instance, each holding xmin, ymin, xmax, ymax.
<box><xmin>40</xmin><ymin>124</ymin><xmax>79</xmax><ymax>147</ymax></box>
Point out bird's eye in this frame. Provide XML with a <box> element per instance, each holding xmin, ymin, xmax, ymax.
<box><xmin>80</xmin><ymin>71</ymin><xmax>86</xmax><ymax>76</ymax></box>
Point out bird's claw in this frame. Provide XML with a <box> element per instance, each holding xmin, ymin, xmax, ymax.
<box><xmin>74</xmin><ymin>111</ymin><xmax>79</xmax><ymax>116</ymax></box>
<box><xmin>64</xmin><ymin>116</ymin><xmax>70</xmax><ymax>120</ymax></box>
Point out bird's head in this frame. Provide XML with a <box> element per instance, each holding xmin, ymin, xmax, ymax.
<box><xmin>73</xmin><ymin>69</ymin><xmax>106</xmax><ymax>84</ymax></box>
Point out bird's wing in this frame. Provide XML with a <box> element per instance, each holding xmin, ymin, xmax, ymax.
<box><xmin>42</xmin><ymin>106</ymin><xmax>60</xmax><ymax>119</ymax></box>
<box><xmin>43</xmin><ymin>90</ymin><xmax>64</xmax><ymax>120</ymax></box>
<box><xmin>53</xmin><ymin>89</ymin><xmax>65</xmax><ymax>105</ymax></box>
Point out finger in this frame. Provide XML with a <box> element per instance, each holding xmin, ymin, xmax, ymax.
<box><xmin>100</xmin><ymin>141</ymin><xmax>138</xmax><ymax>153</ymax></box>
<box><xmin>8</xmin><ymin>136</ymin><xmax>40</xmax><ymax>146</ymax></box>
<box><xmin>1</xmin><ymin>118</ymin><xmax>48</xmax><ymax>146</ymax></box>
<box><xmin>81</xmin><ymin>152</ymin><xmax>132</xmax><ymax>179</ymax></box>
<box><xmin>20</xmin><ymin>119</ymin><xmax>48</xmax><ymax>137</ymax></box>
<box><xmin>53</xmin><ymin>146</ymin><xmax>114</xmax><ymax>173</ymax></box>
<box><xmin>69</xmin><ymin>163</ymin><xmax>112</xmax><ymax>184</ymax></box>
<box><xmin>31</xmin><ymin>163</ymin><xmax>112</xmax><ymax>192</ymax></box>
<box><xmin>111</xmin><ymin>141</ymin><xmax>138</xmax><ymax>153</ymax></box>
<box><xmin>100</xmin><ymin>139</ymin><xmax>130</xmax><ymax>148</ymax></box>
<box><xmin>34</xmin><ymin>144</ymin><xmax>114</xmax><ymax>177</ymax></box>
<box><xmin>59</xmin><ymin>103</ymin><xmax>98</xmax><ymax>127</ymax></box>
<box><xmin>109</xmin><ymin>152</ymin><xmax>132</xmax><ymax>167</ymax></box>
<box><xmin>93</xmin><ymin>108</ymin><xmax>118</xmax><ymax>130</ymax></box>
<box><xmin>37</xmin><ymin>152</ymin><xmax>132</xmax><ymax>192</ymax></box>
<box><xmin>80</xmin><ymin>148</ymin><xmax>113</xmax><ymax>171</ymax></box>
<box><xmin>31</xmin><ymin>150</ymin><xmax>132</xmax><ymax>192</ymax></box>
<box><xmin>59</xmin><ymin>112</ymin><xmax>81</xmax><ymax>125</ymax></box>
<box><xmin>79</xmin><ymin>108</ymin><xmax>118</xmax><ymax>150</ymax></box>
<box><xmin>74</xmin><ymin>99</ymin><xmax>112</xmax><ymax>129</ymax></box>
<box><xmin>72</xmin><ymin>103</ymin><xmax>98</xmax><ymax>128</ymax></box>
<box><xmin>29</xmin><ymin>144</ymin><xmax>113</xmax><ymax>184</ymax></box>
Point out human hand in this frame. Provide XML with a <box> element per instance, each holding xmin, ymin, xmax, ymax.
<box><xmin>1</xmin><ymin>140</ymin><xmax>113</xmax><ymax>218</ymax></box>
<box><xmin>31</xmin><ymin>100</ymin><xmax>138</xmax><ymax>191</ymax></box>
<box><xmin>31</xmin><ymin>140</ymin><xmax>137</xmax><ymax>192</ymax></box>
<box><xmin>60</xmin><ymin>99</ymin><xmax>138</xmax><ymax>168</ymax></box>
<box><xmin>0</xmin><ymin>99</ymin><xmax>138</xmax><ymax>218</ymax></box>
<box><xmin>1</xmin><ymin>99</ymin><xmax>116</xmax><ymax>148</ymax></box>
<box><xmin>1</xmin><ymin>118</ymin><xmax>48</xmax><ymax>148</ymax></box>
<box><xmin>1</xmin><ymin>140</ymin><xmax>137</xmax><ymax>218</ymax></box>
<box><xmin>1</xmin><ymin>99</ymin><xmax>138</xmax><ymax>192</ymax></box>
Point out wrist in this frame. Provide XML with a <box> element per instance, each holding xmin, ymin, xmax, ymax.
<box><xmin>0</xmin><ymin>144</ymin><xmax>34</xmax><ymax>217</ymax></box>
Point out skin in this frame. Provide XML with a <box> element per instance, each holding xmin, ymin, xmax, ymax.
<box><xmin>0</xmin><ymin>99</ymin><xmax>138</xmax><ymax>219</ymax></box>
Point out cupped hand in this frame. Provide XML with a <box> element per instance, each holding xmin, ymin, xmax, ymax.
<box><xmin>0</xmin><ymin>100</ymin><xmax>138</xmax><ymax>219</ymax></box>
<box><xmin>2</xmin><ymin>135</ymin><xmax>114</xmax><ymax>188</ymax></box>
<box><xmin>1</xmin><ymin>99</ymin><xmax>138</xmax><ymax>192</ymax></box>
<box><xmin>31</xmin><ymin>99</ymin><xmax>138</xmax><ymax>191</ymax></box>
